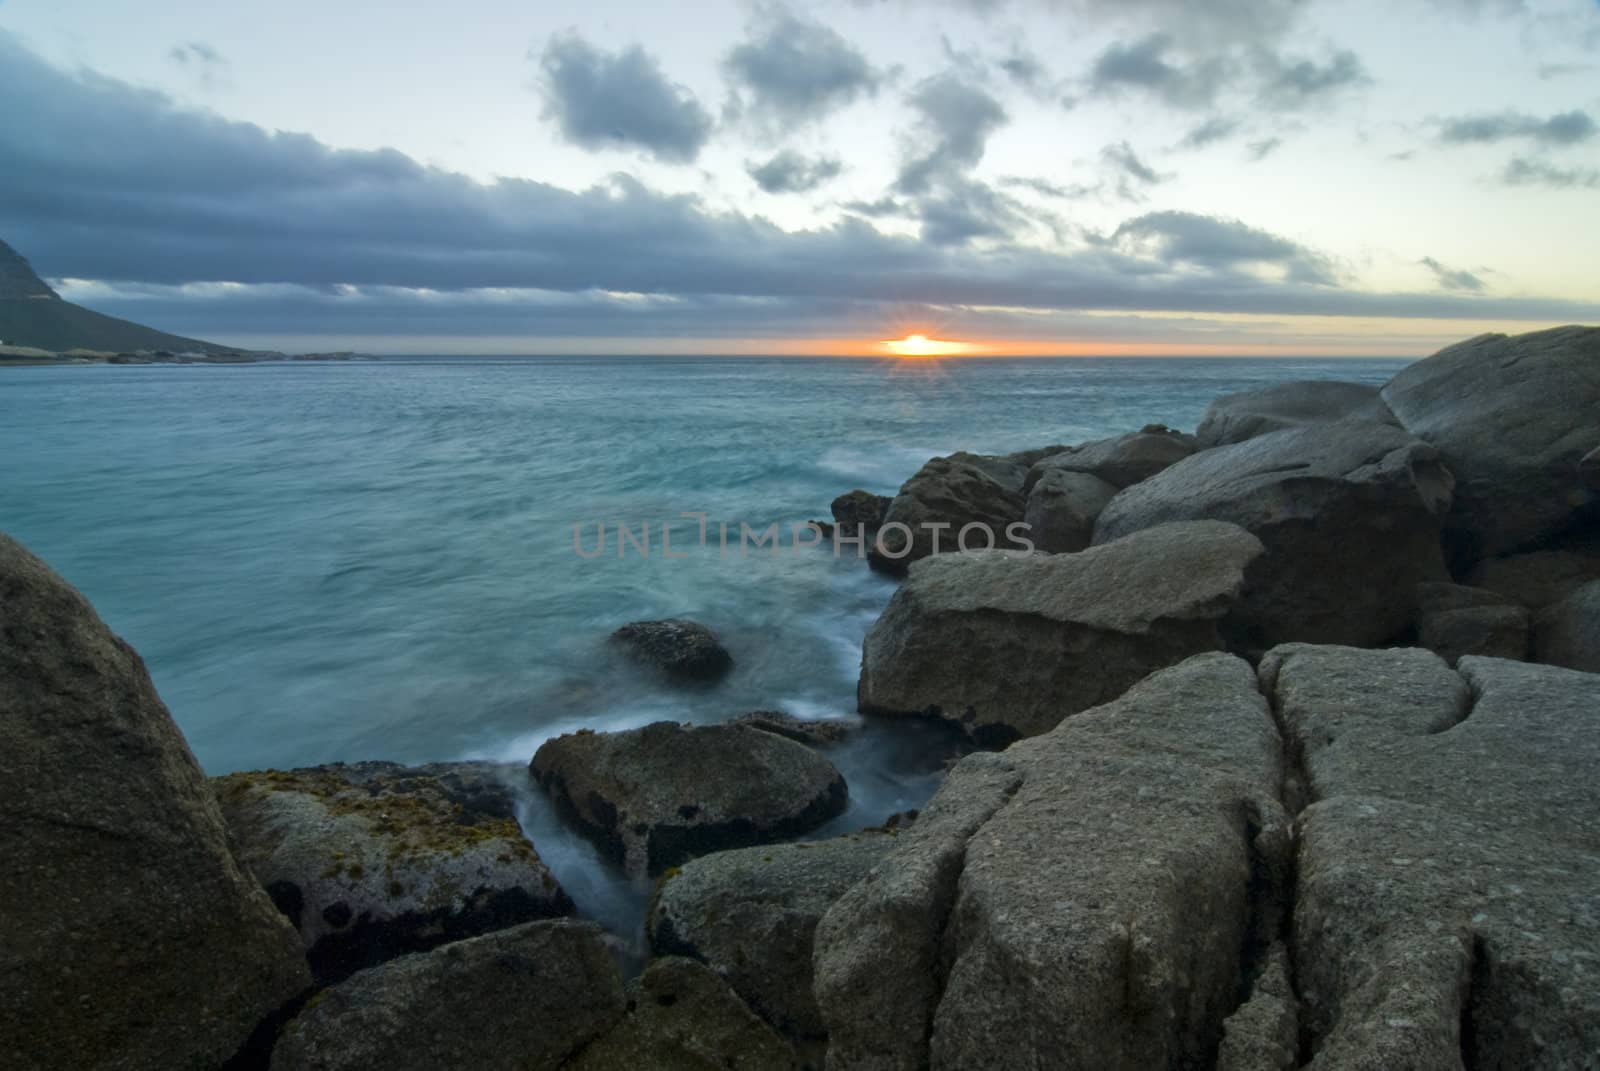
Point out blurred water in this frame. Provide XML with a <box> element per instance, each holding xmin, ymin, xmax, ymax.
<box><xmin>0</xmin><ymin>354</ymin><xmax>1407</xmax><ymax>932</ymax></box>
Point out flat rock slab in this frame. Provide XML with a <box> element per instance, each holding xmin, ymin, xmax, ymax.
<box><xmin>859</xmin><ymin>520</ymin><xmax>1264</xmax><ymax>742</ymax></box>
<box><xmin>1094</xmin><ymin>420</ymin><xmax>1454</xmax><ymax>649</ymax></box>
<box><xmin>213</xmin><ymin>760</ymin><xmax>572</xmax><ymax>982</ymax></box>
<box><xmin>270</xmin><ymin>920</ymin><xmax>624</xmax><ymax>1071</ymax></box>
<box><xmin>648</xmin><ymin>829</ymin><xmax>899</xmax><ymax>1039</ymax></box>
<box><xmin>0</xmin><ymin>532</ymin><xmax>309</xmax><ymax>1071</ymax></box>
<box><xmin>531</xmin><ymin>722</ymin><xmax>848</xmax><ymax>878</ymax></box>
<box><xmin>1260</xmin><ymin>645</ymin><xmax>1600</xmax><ymax>1068</ymax></box>
<box><xmin>816</xmin><ymin>653</ymin><xmax>1290</xmax><ymax>1071</ymax></box>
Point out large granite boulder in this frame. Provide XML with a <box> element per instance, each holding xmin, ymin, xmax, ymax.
<box><xmin>1021</xmin><ymin>469</ymin><xmax>1117</xmax><ymax>553</ymax></box>
<box><xmin>1380</xmin><ymin>325</ymin><xmax>1600</xmax><ymax>563</ymax></box>
<box><xmin>647</xmin><ymin>830</ymin><xmax>897</xmax><ymax>1041</ymax></box>
<box><xmin>270</xmin><ymin>920</ymin><xmax>624</xmax><ymax>1071</ymax></box>
<box><xmin>1260</xmin><ymin>646</ymin><xmax>1600</xmax><ymax>1068</ymax></box>
<box><xmin>1094</xmin><ymin>421</ymin><xmax>1454</xmax><ymax>649</ymax></box>
<box><xmin>213</xmin><ymin>761</ymin><xmax>573</xmax><ymax>982</ymax></box>
<box><xmin>565</xmin><ymin>957</ymin><xmax>802</xmax><ymax>1071</ymax></box>
<box><xmin>1535</xmin><ymin>579</ymin><xmax>1600</xmax><ymax>672</ymax></box>
<box><xmin>1414</xmin><ymin>581</ymin><xmax>1530</xmax><ymax>665</ymax></box>
<box><xmin>0</xmin><ymin>533</ymin><xmax>311</xmax><ymax>1071</ymax></box>
<box><xmin>611</xmin><ymin>619</ymin><xmax>733</xmax><ymax>683</ymax></box>
<box><xmin>531</xmin><ymin>722</ymin><xmax>848</xmax><ymax>877</ymax></box>
<box><xmin>858</xmin><ymin>520</ymin><xmax>1264</xmax><ymax>742</ymax></box>
<box><xmin>1469</xmin><ymin>547</ymin><xmax>1600</xmax><ymax>609</ymax></box>
<box><xmin>1196</xmin><ymin>380</ymin><xmax>1396</xmax><ymax>448</ymax></box>
<box><xmin>816</xmin><ymin>654</ymin><xmax>1291</xmax><ymax>1070</ymax></box>
<box><xmin>1023</xmin><ymin>427</ymin><xmax>1198</xmax><ymax>492</ymax></box>
<box><xmin>868</xmin><ymin>454</ymin><xmax>1028</xmax><ymax>573</ymax></box>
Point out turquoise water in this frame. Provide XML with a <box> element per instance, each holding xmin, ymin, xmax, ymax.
<box><xmin>0</xmin><ymin>356</ymin><xmax>1407</xmax><ymax>857</ymax></box>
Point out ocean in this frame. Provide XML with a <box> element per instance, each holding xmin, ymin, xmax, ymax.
<box><xmin>0</xmin><ymin>354</ymin><xmax>1409</xmax><ymax>929</ymax></box>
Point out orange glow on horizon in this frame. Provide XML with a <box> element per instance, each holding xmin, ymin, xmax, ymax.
<box><xmin>881</xmin><ymin>333</ymin><xmax>976</xmax><ymax>357</ymax></box>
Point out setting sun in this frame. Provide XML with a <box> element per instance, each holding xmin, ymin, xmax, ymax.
<box><xmin>883</xmin><ymin>334</ymin><xmax>970</xmax><ymax>357</ymax></box>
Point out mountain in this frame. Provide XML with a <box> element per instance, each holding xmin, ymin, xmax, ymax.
<box><xmin>0</xmin><ymin>238</ymin><xmax>234</xmax><ymax>354</ymax></box>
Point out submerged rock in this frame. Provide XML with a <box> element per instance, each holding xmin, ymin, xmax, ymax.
<box><xmin>212</xmin><ymin>760</ymin><xmax>572</xmax><ymax>982</ymax></box>
<box><xmin>1094</xmin><ymin>420</ymin><xmax>1454</xmax><ymax>649</ymax></box>
<box><xmin>1021</xmin><ymin>468</ymin><xmax>1117</xmax><ymax>553</ymax></box>
<box><xmin>0</xmin><ymin>532</ymin><xmax>310</xmax><ymax>1071</ymax></box>
<box><xmin>1196</xmin><ymin>380</ymin><xmax>1396</xmax><ymax>448</ymax></box>
<box><xmin>531</xmin><ymin>722</ymin><xmax>848</xmax><ymax>878</ymax></box>
<box><xmin>1381</xmin><ymin>324</ymin><xmax>1600</xmax><ymax>564</ymax></box>
<box><xmin>1534</xmin><ymin>579</ymin><xmax>1600</xmax><ymax>672</ymax></box>
<box><xmin>1261</xmin><ymin>646</ymin><xmax>1600</xmax><ymax>1068</ymax></box>
<box><xmin>1414</xmin><ymin>581</ymin><xmax>1530</xmax><ymax>664</ymax></box>
<box><xmin>647</xmin><ymin>830</ymin><xmax>897</xmax><ymax>1040</ymax></box>
<box><xmin>270</xmin><ymin>920</ymin><xmax>624</xmax><ymax>1071</ymax></box>
<box><xmin>858</xmin><ymin>520</ymin><xmax>1264</xmax><ymax>742</ymax></box>
<box><xmin>1023</xmin><ymin>427</ymin><xmax>1198</xmax><ymax>491</ymax></box>
<box><xmin>611</xmin><ymin>619</ymin><xmax>733</xmax><ymax>683</ymax></box>
<box><xmin>565</xmin><ymin>957</ymin><xmax>801</xmax><ymax>1071</ymax></box>
<box><xmin>816</xmin><ymin>653</ymin><xmax>1290</xmax><ymax>1070</ymax></box>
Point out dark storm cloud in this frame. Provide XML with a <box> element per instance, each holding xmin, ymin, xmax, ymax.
<box><xmin>536</xmin><ymin>32</ymin><xmax>712</xmax><ymax>163</ymax></box>
<box><xmin>895</xmin><ymin>74</ymin><xmax>1008</xmax><ymax>193</ymax></box>
<box><xmin>1088</xmin><ymin>34</ymin><xmax>1230</xmax><ymax>109</ymax></box>
<box><xmin>747</xmin><ymin>150</ymin><xmax>843</xmax><ymax>193</ymax></box>
<box><xmin>1437</xmin><ymin>109</ymin><xmax>1596</xmax><ymax>146</ymax></box>
<box><xmin>1420</xmin><ymin>257</ymin><xmax>1487</xmax><ymax>292</ymax></box>
<box><xmin>724</xmin><ymin>7</ymin><xmax>880</xmax><ymax>124</ymax></box>
<box><xmin>3</xmin><ymin>33</ymin><xmax>1597</xmax><ymax>336</ymax></box>
<box><xmin>1501</xmin><ymin>156</ymin><xmax>1600</xmax><ymax>189</ymax></box>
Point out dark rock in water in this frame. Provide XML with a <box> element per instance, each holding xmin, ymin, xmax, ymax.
<box><xmin>0</xmin><ymin>532</ymin><xmax>311</xmax><ymax>1071</ymax></box>
<box><xmin>1468</xmin><ymin>548</ymin><xmax>1600</xmax><ymax>609</ymax></box>
<box><xmin>565</xmin><ymin>957</ymin><xmax>801</xmax><ymax>1071</ymax></box>
<box><xmin>611</xmin><ymin>619</ymin><xmax>733</xmax><ymax>682</ymax></box>
<box><xmin>1196</xmin><ymin>380</ymin><xmax>1396</xmax><ymax>448</ymax></box>
<box><xmin>1381</xmin><ymin>325</ymin><xmax>1600</xmax><ymax>564</ymax></box>
<box><xmin>1414</xmin><ymin>581</ymin><xmax>1530</xmax><ymax>664</ymax></box>
<box><xmin>1094</xmin><ymin>420</ymin><xmax>1454</xmax><ymax>649</ymax></box>
<box><xmin>829</xmin><ymin>489</ymin><xmax>892</xmax><ymax>535</ymax></box>
<box><xmin>647</xmin><ymin>830</ymin><xmax>898</xmax><ymax>1041</ymax></box>
<box><xmin>729</xmin><ymin>709</ymin><xmax>855</xmax><ymax>746</ymax></box>
<box><xmin>1023</xmin><ymin>428</ymin><xmax>1198</xmax><ymax>492</ymax></box>
<box><xmin>1261</xmin><ymin>646</ymin><xmax>1600</xmax><ymax>1069</ymax></box>
<box><xmin>817</xmin><ymin>654</ymin><xmax>1290</xmax><ymax>1070</ymax></box>
<box><xmin>212</xmin><ymin>760</ymin><xmax>573</xmax><ymax>983</ymax></box>
<box><xmin>1022</xmin><ymin>468</ymin><xmax>1117</xmax><ymax>553</ymax></box>
<box><xmin>869</xmin><ymin>454</ymin><xmax>1028</xmax><ymax>573</ymax></box>
<box><xmin>859</xmin><ymin>520</ymin><xmax>1264</xmax><ymax>742</ymax></box>
<box><xmin>269</xmin><ymin>920</ymin><xmax>624</xmax><ymax>1071</ymax></box>
<box><xmin>1535</xmin><ymin>579</ymin><xmax>1600</xmax><ymax>672</ymax></box>
<box><xmin>530</xmin><ymin>722</ymin><xmax>848</xmax><ymax>877</ymax></box>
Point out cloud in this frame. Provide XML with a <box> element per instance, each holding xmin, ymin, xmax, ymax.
<box><xmin>725</xmin><ymin>7</ymin><xmax>879</xmax><ymax>125</ymax></box>
<box><xmin>1088</xmin><ymin>34</ymin><xmax>1230</xmax><ymax>109</ymax></box>
<box><xmin>536</xmin><ymin>32</ymin><xmax>712</xmax><ymax>163</ymax></box>
<box><xmin>1179</xmin><ymin>116</ymin><xmax>1242</xmax><ymax>149</ymax></box>
<box><xmin>1247</xmin><ymin>136</ymin><xmax>1283</xmax><ymax>160</ymax></box>
<box><xmin>1437</xmin><ymin>109</ymin><xmax>1596</xmax><ymax>146</ymax></box>
<box><xmin>168</xmin><ymin>41</ymin><xmax>229</xmax><ymax>91</ymax></box>
<box><xmin>747</xmin><ymin>150</ymin><xmax>843</xmax><ymax>193</ymax></box>
<box><xmin>1253</xmin><ymin>48</ymin><xmax>1369</xmax><ymax>109</ymax></box>
<box><xmin>895</xmin><ymin>73</ymin><xmax>1008</xmax><ymax>193</ymax></box>
<box><xmin>1419</xmin><ymin>256</ymin><xmax>1486</xmax><ymax>292</ymax></box>
<box><xmin>1101</xmin><ymin>141</ymin><xmax>1169</xmax><ymax>200</ymax></box>
<box><xmin>1105</xmin><ymin>211</ymin><xmax>1339</xmax><ymax>285</ymax></box>
<box><xmin>1501</xmin><ymin>156</ymin><xmax>1600</xmax><ymax>189</ymax></box>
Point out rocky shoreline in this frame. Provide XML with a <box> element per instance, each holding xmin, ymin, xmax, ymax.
<box><xmin>0</xmin><ymin>345</ymin><xmax>370</xmax><ymax>366</ymax></box>
<box><xmin>3</xmin><ymin>325</ymin><xmax>1598</xmax><ymax>1070</ymax></box>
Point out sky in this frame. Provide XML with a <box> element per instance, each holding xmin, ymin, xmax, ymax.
<box><xmin>1</xmin><ymin>0</ymin><xmax>1598</xmax><ymax>356</ymax></box>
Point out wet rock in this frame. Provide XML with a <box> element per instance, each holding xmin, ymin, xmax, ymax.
<box><xmin>817</xmin><ymin>653</ymin><xmax>1290</xmax><ymax>1070</ymax></box>
<box><xmin>531</xmin><ymin>722</ymin><xmax>848</xmax><ymax>878</ymax></box>
<box><xmin>1261</xmin><ymin>646</ymin><xmax>1600</xmax><ymax>1069</ymax></box>
<box><xmin>611</xmin><ymin>619</ymin><xmax>733</xmax><ymax>682</ymax></box>
<box><xmin>1021</xmin><ymin>468</ymin><xmax>1117</xmax><ymax>553</ymax></box>
<box><xmin>270</xmin><ymin>920</ymin><xmax>624</xmax><ymax>1071</ymax></box>
<box><xmin>829</xmin><ymin>490</ymin><xmax>893</xmax><ymax>536</ymax></box>
<box><xmin>1381</xmin><ymin>324</ymin><xmax>1600</xmax><ymax>563</ymax></box>
<box><xmin>565</xmin><ymin>957</ymin><xmax>801</xmax><ymax>1071</ymax></box>
<box><xmin>1414</xmin><ymin>581</ymin><xmax>1530</xmax><ymax>664</ymax></box>
<box><xmin>1094</xmin><ymin>420</ymin><xmax>1454</xmax><ymax>649</ymax></box>
<box><xmin>1469</xmin><ymin>547</ymin><xmax>1600</xmax><ymax>609</ymax></box>
<box><xmin>1196</xmin><ymin>380</ymin><xmax>1396</xmax><ymax>448</ymax></box>
<box><xmin>647</xmin><ymin>830</ymin><xmax>897</xmax><ymax>1040</ymax></box>
<box><xmin>869</xmin><ymin>455</ymin><xmax>1028</xmax><ymax>574</ymax></box>
<box><xmin>859</xmin><ymin>520</ymin><xmax>1264</xmax><ymax>742</ymax></box>
<box><xmin>212</xmin><ymin>760</ymin><xmax>572</xmax><ymax>982</ymax></box>
<box><xmin>0</xmin><ymin>532</ymin><xmax>310</xmax><ymax>1071</ymax></box>
<box><xmin>729</xmin><ymin>710</ymin><xmax>855</xmax><ymax>747</ymax></box>
<box><xmin>1023</xmin><ymin>427</ymin><xmax>1198</xmax><ymax>491</ymax></box>
<box><xmin>1534</xmin><ymin>579</ymin><xmax>1600</xmax><ymax>672</ymax></box>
